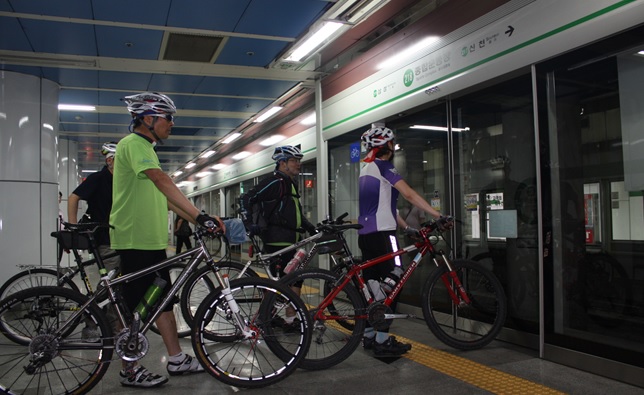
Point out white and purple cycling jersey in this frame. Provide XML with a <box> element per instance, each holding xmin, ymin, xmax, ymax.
<box><xmin>358</xmin><ymin>159</ymin><xmax>403</xmax><ymax>235</ymax></box>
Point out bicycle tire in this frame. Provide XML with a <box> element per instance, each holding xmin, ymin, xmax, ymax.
<box><xmin>280</xmin><ymin>268</ymin><xmax>366</xmax><ymax>370</ymax></box>
<box><xmin>0</xmin><ymin>267</ymin><xmax>80</xmax><ymax>300</ymax></box>
<box><xmin>0</xmin><ymin>286</ymin><xmax>114</xmax><ymax>394</ymax></box>
<box><xmin>422</xmin><ymin>259</ymin><xmax>507</xmax><ymax>350</ymax></box>
<box><xmin>149</xmin><ymin>263</ymin><xmax>192</xmax><ymax>338</ymax></box>
<box><xmin>191</xmin><ymin>277</ymin><xmax>311</xmax><ymax>388</ymax></box>
<box><xmin>180</xmin><ymin>261</ymin><xmax>259</xmax><ymax>329</ymax></box>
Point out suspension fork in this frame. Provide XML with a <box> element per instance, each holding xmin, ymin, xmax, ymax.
<box><xmin>435</xmin><ymin>255</ymin><xmax>471</xmax><ymax>305</ymax></box>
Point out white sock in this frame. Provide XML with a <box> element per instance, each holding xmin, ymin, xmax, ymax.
<box><xmin>169</xmin><ymin>352</ymin><xmax>185</xmax><ymax>363</ymax></box>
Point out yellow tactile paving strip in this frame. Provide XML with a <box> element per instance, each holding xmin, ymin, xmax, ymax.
<box><xmin>393</xmin><ymin>333</ymin><xmax>566</xmax><ymax>394</ymax></box>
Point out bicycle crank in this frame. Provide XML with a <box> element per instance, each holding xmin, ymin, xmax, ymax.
<box><xmin>115</xmin><ymin>328</ymin><xmax>149</xmax><ymax>361</ymax></box>
<box><xmin>367</xmin><ymin>303</ymin><xmax>393</xmax><ymax>331</ymax></box>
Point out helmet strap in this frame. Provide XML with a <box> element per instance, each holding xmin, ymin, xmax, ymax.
<box><xmin>141</xmin><ymin>116</ymin><xmax>165</xmax><ymax>145</ymax></box>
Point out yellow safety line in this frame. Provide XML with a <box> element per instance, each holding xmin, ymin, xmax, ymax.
<box><xmin>395</xmin><ymin>334</ymin><xmax>566</xmax><ymax>394</ymax></box>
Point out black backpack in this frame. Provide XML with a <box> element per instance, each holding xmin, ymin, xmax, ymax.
<box><xmin>239</xmin><ymin>193</ymin><xmax>269</xmax><ymax>233</ymax></box>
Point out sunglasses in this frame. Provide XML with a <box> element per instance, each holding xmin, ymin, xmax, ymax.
<box><xmin>151</xmin><ymin>114</ymin><xmax>174</xmax><ymax>122</ymax></box>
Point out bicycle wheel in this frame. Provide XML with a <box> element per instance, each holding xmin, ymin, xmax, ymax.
<box><xmin>280</xmin><ymin>268</ymin><xmax>366</xmax><ymax>370</ymax></box>
<box><xmin>0</xmin><ymin>268</ymin><xmax>80</xmax><ymax>299</ymax></box>
<box><xmin>150</xmin><ymin>263</ymin><xmax>192</xmax><ymax>338</ymax></box>
<box><xmin>422</xmin><ymin>259</ymin><xmax>507</xmax><ymax>350</ymax></box>
<box><xmin>0</xmin><ymin>286</ymin><xmax>113</xmax><ymax>394</ymax></box>
<box><xmin>180</xmin><ymin>261</ymin><xmax>259</xmax><ymax>329</ymax></box>
<box><xmin>191</xmin><ymin>277</ymin><xmax>311</xmax><ymax>388</ymax></box>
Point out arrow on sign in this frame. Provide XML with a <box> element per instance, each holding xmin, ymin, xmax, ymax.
<box><xmin>505</xmin><ymin>25</ymin><xmax>515</xmax><ymax>36</ymax></box>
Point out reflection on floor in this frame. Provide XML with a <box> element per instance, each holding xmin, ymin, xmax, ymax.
<box><xmin>89</xmin><ymin>316</ymin><xmax>641</xmax><ymax>395</ymax></box>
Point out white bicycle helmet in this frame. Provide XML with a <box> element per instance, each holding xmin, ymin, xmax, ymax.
<box><xmin>123</xmin><ymin>92</ymin><xmax>177</xmax><ymax>116</ymax></box>
<box><xmin>361</xmin><ymin>126</ymin><xmax>395</xmax><ymax>150</ymax></box>
<box><xmin>272</xmin><ymin>145</ymin><xmax>303</xmax><ymax>162</ymax></box>
<box><xmin>101</xmin><ymin>142</ymin><xmax>117</xmax><ymax>159</ymax></box>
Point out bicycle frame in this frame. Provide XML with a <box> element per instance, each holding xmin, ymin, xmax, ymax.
<box><xmin>52</xmin><ymin>228</ymin><xmax>252</xmax><ymax>344</ymax></box>
<box><xmin>239</xmin><ymin>231</ymin><xmax>325</xmax><ymax>280</ymax></box>
<box><xmin>314</xmin><ymin>223</ymin><xmax>470</xmax><ymax>321</ymax></box>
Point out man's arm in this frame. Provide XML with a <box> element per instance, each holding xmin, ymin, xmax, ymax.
<box><xmin>67</xmin><ymin>193</ymin><xmax>82</xmax><ymax>224</ymax></box>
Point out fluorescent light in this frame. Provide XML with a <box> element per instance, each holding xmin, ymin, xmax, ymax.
<box><xmin>410</xmin><ymin>125</ymin><xmax>470</xmax><ymax>132</ymax></box>
<box><xmin>185</xmin><ymin>162</ymin><xmax>196</xmax><ymax>169</ymax></box>
<box><xmin>42</xmin><ymin>123</ymin><xmax>54</xmax><ymax>131</ymax></box>
<box><xmin>301</xmin><ymin>113</ymin><xmax>316</xmax><ymax>125</ymax></box>
<box><xmin>81</xmin><ymin>170</ymin><xmax>97</xmax><ymax>173</ymax></box>
<box><xmin>377</xmin><ymin>36</ymin><xmax>441</xmax><ymax>70</ymax></box>
<box><xmin>211</xmin><ymin>163</ymin><xmax>227</xmax><ymax>170</ymax></box>
<box><xmin>286</xmin><ymin>21</ymin><xmax>344</xmax><ymax>62</ymax></box>
<box><xmin>232</xmin><ymin>151</ymin><xmax>251</xmax><ymax>160</ymax></box>
<box><xmin>254</xmin><ymin>106</ymin><xmax>283</xmax><ymax>123</ymax></box>
<box><xmin>196</xmin><ymin>171</ymin><xmax>213</xmax><ymax>178</ymax></box>
<box><xmin>58</xmin><ymin>104</ymin><xmax>96</xmax><ymax>111</ymax></box>
<box><xmin>18</xmin><ymin>116</ymin><xmax>29</xmax><ymax>128</ymax></box>
<box><xmin>222</xmin><ymin>133</ymin><xmax>241</xmax><ymax>144</ymax></box>
<box><xmin>199</xmin><ymin>150</ymin><xmax>216</xmax><ymax>158</ymax></box>
<box><xmin>638</xmin><ymin>50</ymin><xmax>644</xmax><ymax>55</ymax></box>
<box><xmin>172</xmin><ymin>171</ymin><xmax>183</xmax><ymax>177</ymax></box>
<box><xmin>260</xmin><ymin>135</ymin><xmax>285</xmax><ymax>146</ymax></box>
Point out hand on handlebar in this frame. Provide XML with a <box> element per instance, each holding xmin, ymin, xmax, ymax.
<box><xmin>437</xmin><ymin>215</ymin><xmax>454</xmax><ymax>231</ymax></box>
<box><xmin>404</xmin><ymin>226</ymin><xmax>421</xmax><ymax>238</ymax></box>
<box><xmin>196</xmin><ymin>213</ymin><xmax>224</xmax><ymax>234</ymax></box>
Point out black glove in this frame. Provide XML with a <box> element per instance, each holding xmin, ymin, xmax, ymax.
<box><xmin>303</xmin><ymin>222</ymin><xmax>317</xmax><ymax>236</ymax></box>
<box><xmin>404</xmin><ymin>226</ymin><xmax>420</xmax><ymax>238</ymax></box>
<box><xmin>437</xmin><ymin>215</ymin><xmax>454</xmax><ymax>231</ymax></box>
<box><xmin>196</xmin><ymin>213</ymin><xmax>219</xmax><ymax>230</ymax></box>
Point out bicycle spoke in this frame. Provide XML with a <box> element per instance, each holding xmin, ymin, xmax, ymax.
<box><xmin>192</xmin><ymin>277</ymin><xmax>310</xmax><ymax>388</ymax></box>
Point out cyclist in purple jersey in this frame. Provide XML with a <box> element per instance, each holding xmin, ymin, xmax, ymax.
<box><xmin>358</xmin><ymin>124</ymin><xmax>447</xmax><ymax>356</ymax></box>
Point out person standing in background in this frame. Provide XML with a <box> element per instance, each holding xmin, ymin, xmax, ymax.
<box><xmin>174</xmin><ymin>215</ymin><xmax>192</xmax><ymax>254</ymax></box>
<box><xmin>68</xmin><ymin>142</ymin><xmax>120</xmax><ymax>274</ymax></box>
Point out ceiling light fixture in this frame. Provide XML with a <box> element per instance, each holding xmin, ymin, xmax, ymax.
<box><xmin>58</xmin><ymin>104</ymin><xmax>96</xmax><ymax>111</ymax></box>
<box><xmin>376</xmin><ymin>36</ymin><xmax>441</xmax><ymax>70</ymax></box>
<box><xmin>185</xmin><ymin>162</ymin><xmax>196</xmax><ymax>169</ymax></box>
<box><xmin>410</xmin><ymin>125</ymin><xmax>470</xmax><ymax>132</ymax></box>
<box><xmin>254</xmin><ymin>106</ymin><xmax>283</xmax><ymax>123</ymax></box>
<box><xmin>285</xmin><ymin>21</ymin><xmax>344</xmax><ymax>63</ymax></box>
<box><xmin>172</xmin><ymin>170</ymin><xmax>183</xmax><ymax>177</ymax></box>
<box><xmin>196</xmin><ymin>171</ymin><xmax>213</xmax><ymax>178</ymax></box>
<box><xmin>232</xmin><ymin>151</ymin><xmax>251</xmax><ymax>160</ymax></box>
<box><xmin>260</xmin><ymin>135</ymin><xmax>286</xmax><ymax>146</ymax></box>
<box><xmin>221</xmin><ymin>132</ymin><xmax>241</xmax><ymax>144</ymax></box>
<box><xmin>199</xmin><ymin>150</ymin><xmax>216</xmax><ymax>158</ymax></box>
<box><xmin>211</xmin><ymin>163</ymin><xmax>227</xmax><ymax>170</ymax></box>
<box><xmin>301</xmin><ymin>113</ymin><xmax>316</xmax><ymax>126</ymax></box>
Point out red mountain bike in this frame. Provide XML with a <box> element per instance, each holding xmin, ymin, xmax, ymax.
<box><xmin>280</xmin><ymin>216</ymin><xmax>507</xmax><ymax>370</ymax></box>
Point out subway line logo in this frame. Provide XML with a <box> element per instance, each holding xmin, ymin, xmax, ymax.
<box><xmin>403</xmin><ymin>69</ymin><xmax>414</xmax><ymax>87</ymax></box>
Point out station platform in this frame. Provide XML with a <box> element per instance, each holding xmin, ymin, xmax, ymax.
<box><xmin>89</xmin><ymin>315</ymin><xmax>640</xmax><ymax>394</ymax></box>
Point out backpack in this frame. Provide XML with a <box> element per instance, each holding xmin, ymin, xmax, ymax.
<box><xmin>239</xmin><ymin>193</ymin><xmax>269</xmax><ymax>234</ymax></box>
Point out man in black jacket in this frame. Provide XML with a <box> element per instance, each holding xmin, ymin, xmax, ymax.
<box><xmin>242</xmin><ymin>145</ymin><xmax>315</xmax><ymax>329</ymax></box>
